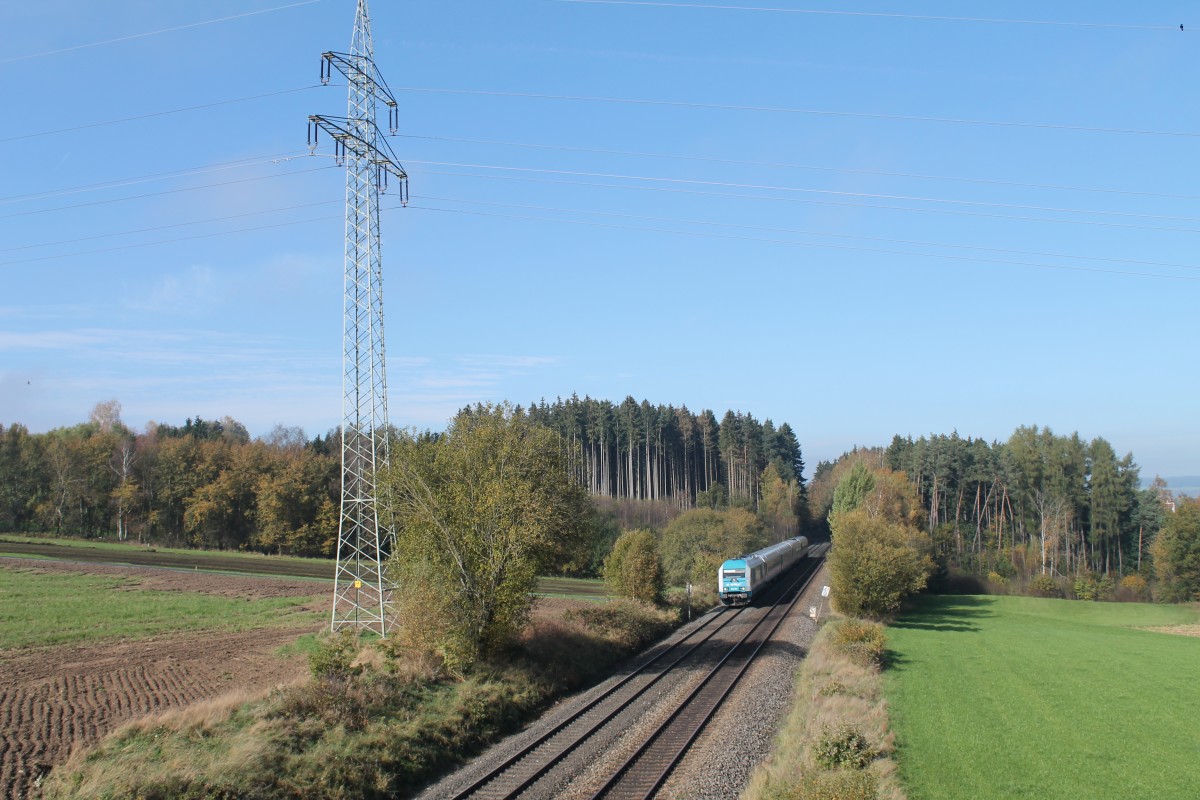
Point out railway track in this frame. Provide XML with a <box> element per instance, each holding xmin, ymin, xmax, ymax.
<box><xmin>444</xmin><ymin>551</ymin><xmax>824</xmax><ymax>800</ymax></box>
<box><xmin>590</xmin><ymin>555</ymin><xmax>822</xmax><ymax>800</ymax></box>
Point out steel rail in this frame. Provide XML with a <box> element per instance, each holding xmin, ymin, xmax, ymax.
<box><xmin>446</xmin><ymin>602</ymin><xmax>747</xmax><ymax>800</ymax></box>
<box><xmin>589</xmin><ymin>555</ymin><xmax>823</xmax><ymax>800</ymax></box>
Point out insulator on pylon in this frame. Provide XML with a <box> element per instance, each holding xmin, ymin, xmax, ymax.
<box><xmin>389</xmin><ymin>107</ymin><xmax>398</xmax><ymax>135</ymax></box>
<box><xmin>320</xmin><ymin>54</ymin><xmax>331</xmax><ymax>85</ymax></box>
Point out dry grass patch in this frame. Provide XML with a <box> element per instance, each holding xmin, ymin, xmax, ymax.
<box><xmin>1143</xmin><ymin>624</ymin><xmax>1200</xmax><ymax>637</ymax></box>
<box><xmin>743</xmin><ymin>617</ymin><xmax>905</xmax><ymax>800</ymax></box>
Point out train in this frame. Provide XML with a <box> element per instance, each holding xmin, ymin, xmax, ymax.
<box><xmin>718</xmin><ymin>536</ymin><xmax>809</xmax><ymax>606</ymax></box>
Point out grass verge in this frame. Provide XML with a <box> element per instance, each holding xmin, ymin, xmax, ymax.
<box><xmin>885</xmin><ymin>595</ymin><xmax>1200</xmax><ymax>800</ymax></box>
<box><xmin>42</xmin><ymin>599</ymin><xmax>679</xmax><ymax>800</ymax></box>
<box><xmin>0</xmin><ymin>566</ymin><xmax>321</xmax><ymax>649</ymax></box>
<box><xmin>744</xmin><ymin>617</ymin><xmax>905</xmax><ymax>800</ymax></box>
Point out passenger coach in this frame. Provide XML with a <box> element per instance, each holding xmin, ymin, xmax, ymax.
<box><xmin>718</xmin><ymin>536</ymin><xmax>808</xmax><ymax>606</ymax></box>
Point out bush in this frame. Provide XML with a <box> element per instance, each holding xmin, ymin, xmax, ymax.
<box><xmin>828</xmin><ymin>619</ymin><xmax>887</xmax><ymax>669</ymax></box>
<box><xmin>828</xmin><ymin>509</ymin><xmax>933</xmax><ymax>618</ymax></box>
<box><xmin>309</xmin><ymin>629</ymin><xmax>362</xmax><ymax>680</ymax></box>
<box><xmin>1028</xmin><ymin>574</ymin><xmax>1061</xmax><ymax>598</ymax></box>
<box><xmin>1073</xmin><ymin>572</ymin><xmax>1114</xmax><ymax>601</ymax></box>
<box><xmin>603</xmin><ymin>529</ymin><xmax>664</xmax><ymax>604</ymax></box>
<box><xmin>563</xmin><ymin>599</ymin><xmax>678</xmax><ymax>650</ymax></box>
<box><xmin>1117</xmin><ymin>574</ymin><xmax>1150</xmax><ymax>602</ymax></box>
<box><xmin>814</xmin><ymin>723</ymin><xmax>877</xmax><ymax>770</ymax></box>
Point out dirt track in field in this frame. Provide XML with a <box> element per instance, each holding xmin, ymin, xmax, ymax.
<box><xmin>0</xmin><ymin>559</ymin><xmax>320</xmax><ymax>800</ymax></box>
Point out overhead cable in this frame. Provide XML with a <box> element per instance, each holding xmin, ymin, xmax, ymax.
<box><xmin>552</xmin><ymin>0</ymin><xmax>1187</xmax><ymax>31</ymax></box>
<box><xmin>401</xmin><ymin>203</ymin><xmax>1200</xmax><ymax>282</ymax></box>
<box><xmin>395</xmin><ymin>132</ymin><xmax>1200</xmax><ymax>202</ymax></box>
<box><xmin>0</xmin><ymin>164</ymin><xmax>335</xmax><ymax>221</ymax></box>
<box><xmin>2</xmin><ymin>1</ymin><xmax>323</xmax><ymax>65</ymax></box>
<box><xmin>409</xmin><ymin>193</ymin><xmax>1200</xmax><ymax>273</ymax></box>
<box><xmin>1</xmin><ymin>86</ymin><xmax>323</xmax><ymax>144</ymax></box>
<box><xmin>406</xmin><ymin>160</ymin><xmax>1200</xmax><ymax>226</ymax></box>
<box><xmin>395</xmin><ymin>86</ymin><xmax>1200</xmax><ymax>139</ymax></box>
<box><xmin>418</xmin><ymin>168</ymin><xmax>1200</xmax><ymax>235</ymax></box>
<box><xmin>0</xmin><ymin>150</ymin><xmax>312</xmax><ymax>206</ymax></box>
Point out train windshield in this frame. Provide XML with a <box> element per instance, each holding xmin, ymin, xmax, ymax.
<box><xmin>723</xmin><ymin>569</ymin><xmax>746</xmax><ymax>579</ymax></box>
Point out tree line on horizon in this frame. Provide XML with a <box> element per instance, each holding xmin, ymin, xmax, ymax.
<box><xmin>808</xmin><ymin>425</ymin><xmax>1192</xmax><ymax>599</ymax></box>
<box><xmin>0</xmin><ymin>397</ymin><xmax>809</xmax><ymax>559</ymax></box>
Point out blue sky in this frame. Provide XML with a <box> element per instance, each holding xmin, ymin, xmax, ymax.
<box><xmin>1</xmin><ymin>0</ymin><xmax>1196</xmax><ymax>480</ymax></box>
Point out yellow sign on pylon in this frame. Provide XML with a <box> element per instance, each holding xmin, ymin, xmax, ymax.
<box><xmin>353</xmin><ymin>579</ymin><xmax>362</xmax><ymax>589</ymax></box>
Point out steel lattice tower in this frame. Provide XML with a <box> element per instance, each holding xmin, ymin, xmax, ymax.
<box><xmin>309</xmin><ymin>0</ymin><xmax>408</xmax><ymax>636</ymax></box>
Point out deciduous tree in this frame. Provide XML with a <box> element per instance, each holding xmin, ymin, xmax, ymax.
<box><xmin>603</xmin><ymin>529</ymin><xmax>663</xmax><ymax>604</ymax></box>
<box><xmin>385</xmin><ymin>404</ymin><xmax>593</xmax><ymax>672</ymax></box>
<box><xmin>828</xmin><ymin>508</ymin><xmax>933</xmax><ymax>618</ymax></box>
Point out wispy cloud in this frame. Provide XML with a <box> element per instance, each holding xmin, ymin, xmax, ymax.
<box><xmin>123</xmin><ymin>264</ymin><xmax>218</xmax><ymax>316</ymax></box>
<box><xmin>455</xmin><ymin>354</ymin><xmax>561</xmax><ymax>369</ymax></box>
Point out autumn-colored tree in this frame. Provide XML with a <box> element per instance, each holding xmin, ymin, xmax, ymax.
<box><xmin>759</xmin><ymin>462</ymin><xmax>801</xmax><ymax>541</ymax></box>
<box><xmin>603</xmin><ymin>529</ymin><xmax>664</xmax><ymax>604</ymax></box>
<box><xmin>828</xmin><ymin>508</ymin><xmax>933</xmax><ymax>618</ymax></box>
<box><xmin>659</xmin><ymin>507</ymin><xmax>766</xmax><ymax>590</ymax></box>
<box><xmin>385</xmin><ymin>404</ymin><xmax>594</xmax><ymax>672</ymax></box>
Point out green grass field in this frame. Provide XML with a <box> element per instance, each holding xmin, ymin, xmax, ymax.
<box><xmin>885</xmin><ymin>595</ymin><xmax>1200</xmax><ymax>800</ymax></box>
<box><xmin>0</xmin><ymin>534</ymin><xmax>610</xmax><ymax>598</ymax></box>
<box><xmin>534</xmin><ymin>575</ymin><xmax>609</xmax><ymax>600</ymax></box>
<box><xmin>0</xmin><ymin>566</ymin><xmax>322</xmax><ymax>650</ymax></box>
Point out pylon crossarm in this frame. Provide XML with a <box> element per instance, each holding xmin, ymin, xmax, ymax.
<box><xmin>320</xmin><ymin>50</ymin><xmax>399</xmax><ymax>113</ymax></box>
<box><xmin>307</xmin><ymin>115</ymin><xmax>407</xmax><ymax>178</ymax></box>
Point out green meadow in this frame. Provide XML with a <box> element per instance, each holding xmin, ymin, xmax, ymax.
<box><xmin>0</xmin><ymin>566</ymin><xmax>322</xmax><ymax>650</ymax></box>
<box><xmin>886</xmin><ymin>595</ymin><xmax>1200</xmax><ymax>800</ymax></box>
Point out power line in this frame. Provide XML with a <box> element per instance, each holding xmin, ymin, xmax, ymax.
<box><xmin>395</xmin><ymin>86</ymin><xmax>1200</xmax><ymax>139</ymax></box>
<box><xmin>4</xmin><ymin>184</ymin><xmax>1191</xmax><ymax>281</ymax></box>
<box><xmin>395</xmin><ymin>132</ymin><xmax>1200</xmax><ymax>203</ymax></box>
<box><xmin>0</xmin><ymin>164</ymin><xmax>336</xmax><ymax>221</ymax></box>
<box><xmin>418</xmin><ymin>168</ymin><xmax>1200</xmax><ymax>236</ymax></box>
<box><xmin>0</xmin><ymin>213</ymin><xmax>342</xmax><ymax>267</ymax></box>
<box><xmin>1</xmin><ymin>86</ymin><xmax>323</xmax><ymax>144</ymax></box>
<box><xmin>10</xmin><ymin>186</ymin><xmax>1195</xmax><ymax>274</ymax></box>
<box><xmin>0</xmin><ymin>200</ymin><xmax>339</xmax><ymax>254</ymax></box>
<box><xmin>401</xmin><ymin>203</ymin><xmax>1200</xmax><ymax>282</ymax></box>
<box><xmin>551</xmin><ymin>0</ymin><xmax>1186</xmax><ymax>31</ymax></box>
<box><xmin>0</xmin><ymin>150</ymin><xmax>312</xmax><ymax>206</ymax></box>
<box><xmin>409</xmin><ymin>193</ymin><xmax>1200</xmax><ymax>273</ymax></box>
<box><xmin>1</xmin><ymin>1</ymin><xmax>324</xmax><ymax>65</ymax></box>
<box><xmin>406</xmin><ymin>159</ymin><xmax>1200</xmax><ymax>227</ymax></box>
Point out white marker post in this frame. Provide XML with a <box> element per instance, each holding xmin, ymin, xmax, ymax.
<box><xmin>814</xmin><ymin>585</ymin><xmax>830</xmax><ymax>621</ymax></box>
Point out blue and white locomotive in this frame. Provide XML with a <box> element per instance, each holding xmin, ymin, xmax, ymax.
<box><xmin>718</xmin><ymin>536</ymin><xmax>809</xmax><ymax>606</ymax></box>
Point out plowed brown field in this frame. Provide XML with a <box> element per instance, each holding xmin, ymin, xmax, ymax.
<box><xmin>0</xmin><ymin>559</ymin><xmax>321</xmax><ymax>800</ymax></box>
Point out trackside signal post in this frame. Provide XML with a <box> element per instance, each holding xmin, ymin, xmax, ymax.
<box><xmin>310</xmin><ymin>0</ymin><xmax>409</xmax><ymax>636</ymax></box>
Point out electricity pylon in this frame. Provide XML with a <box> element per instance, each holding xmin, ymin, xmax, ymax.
<box><xmin>309</xmin><ymin>0</ymin><xmax>408</xmax><ymax>636</ymax></box>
